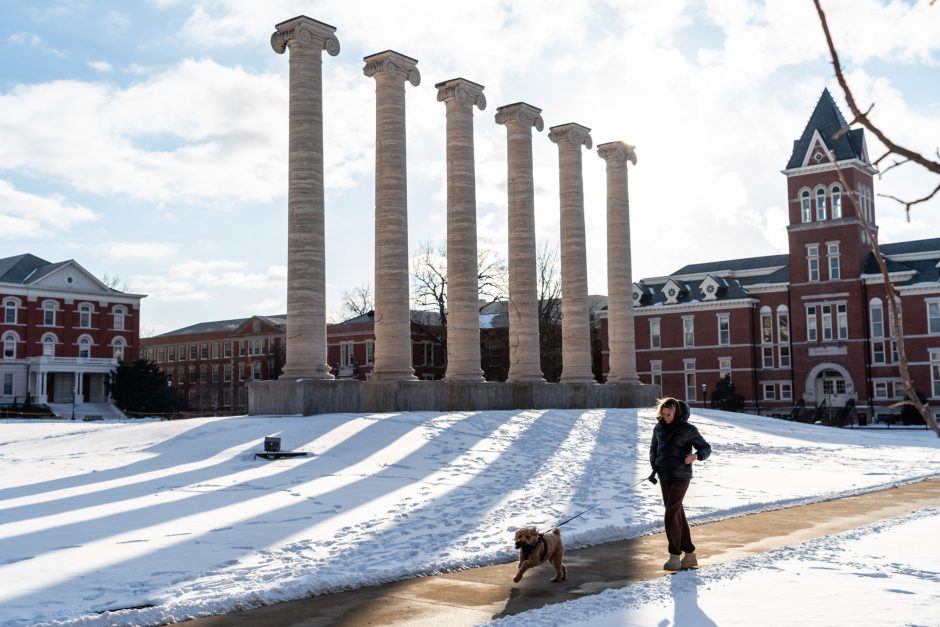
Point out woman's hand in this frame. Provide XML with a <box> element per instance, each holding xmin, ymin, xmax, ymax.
<box><xmin>684</xmin><ymin>453</ymin><xmax>697</xmax><ymax>465</ymax></box>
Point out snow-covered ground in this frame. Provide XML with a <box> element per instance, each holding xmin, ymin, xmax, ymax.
<box><xmin>0</xmin><ymin>408</ymin><xmax>936</xmax><ymax>626</ymax></box>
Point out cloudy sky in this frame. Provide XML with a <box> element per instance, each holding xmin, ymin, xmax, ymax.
<box><xmin>1</xmin><ymin>0</ymin><xmax>938</xmax><ymax>336</ymax></box>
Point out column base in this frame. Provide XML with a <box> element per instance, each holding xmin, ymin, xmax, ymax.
<box><xmin>560</xmin><ymin>373</ymin><xmax>596</xmax><ymax>384</ymax></box>
<box><xmin>371</xmin><ymin>369</ymin><xmax>419</xmax><ymax>382</ymax></box>
<box><xmin>606</xmin><ymin>374</ymin><xmax>641</xmax><ymax>384</ymax></box>
<box><xmin>280</xmin><ymin>364</ymin><xmax>334</xmax><ymax>380</ymax></box>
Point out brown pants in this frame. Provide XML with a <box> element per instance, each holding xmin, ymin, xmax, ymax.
<box><xmin>660</xmin><ymin>479</ymin><xmax>695</xmax><ymax>555</ymax></box>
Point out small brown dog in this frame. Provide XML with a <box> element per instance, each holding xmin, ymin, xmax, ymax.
<box><xmin>513</xmin><ymin>527</ymin><xmax>567</xmax><ymax>583</ymax></box>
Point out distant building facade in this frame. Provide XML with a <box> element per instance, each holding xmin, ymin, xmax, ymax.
<box><xmin>141</xmin><ymin>315</ymin><xmax>286</xmax><ymax>415</ymax></box>
<box><xmin>600</xmin><ymin>89</ymin><xmax>940</xmax><ymax>422</ymax></box>
<box><xmin>0</xmin><ymin>254</ymin><xmax>144</xmax><ymax>408</ymax></box>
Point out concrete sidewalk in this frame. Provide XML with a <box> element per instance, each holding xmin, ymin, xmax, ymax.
<box><xmin>185</xmin><ymin>477</ymin><xmax>940</xmax><ymax>626</ymax></box>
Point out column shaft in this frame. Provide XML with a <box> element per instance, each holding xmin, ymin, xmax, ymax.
<box><xmin>598</xmin><ymin>142</ymin><xmax>640</xmax><ymax>383</ymax></box>
<box><xmin>496</xmin><ymin>103</ymin><xmax>544</xmax><ymax>382</ymax></box>
<box><xmin>549</xmin><ymin>123</ymin><xmax>595</xmax><ymax>384</ymax></box>
<box><xmin>437</xmin><ymin>79</ymin><xmax>486</xmax><ymax>382</ymax></box>
<box><xmin>364</xmin><ymin>51</ymin><xmax>420</xmax><ymax>381</ymax></box>
<box><xmin>272</xmin><ymin>17</ymin><xmax>339</xmax><ymax>380</ymax></box>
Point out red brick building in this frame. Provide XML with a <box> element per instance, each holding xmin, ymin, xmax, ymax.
<box><xmin>603</xmin><ymin>89</ymin><xmax>940</xmax><ymax>423</ymax></box>
<box><xmin>0</xmin><ymin>254</ymin><xmax>144</xmax><ymax>411</ymax></box>
<box><xmin>142</xmin><ymin>315</ymin><xmax>286</xmax><ymax>415</ymax></box>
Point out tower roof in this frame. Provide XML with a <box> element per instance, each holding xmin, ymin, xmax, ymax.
<box><xmin>785</xmin><ymin>88</ymin><xmax>867</xmax><ymax>169</ymax></box>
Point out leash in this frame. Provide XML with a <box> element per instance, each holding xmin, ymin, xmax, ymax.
<box><xmin>543</xmin><ymin>470</ymin><xmax>658</xmax><ymax>532</ymax></box>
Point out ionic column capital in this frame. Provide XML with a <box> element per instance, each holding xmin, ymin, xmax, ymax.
<box><xmin>272</xmin><ymin>15</ymin><xmax>340</xmax><ymax>57</ymax></box>
<box><xmin>548</xmin><ymin>122</ymin><xmax>592</xmax><ymax>149</ymax></box>
<box><xmin>435</xmin><ymin>78</ymin><xmax>486</xmax><ymax>110</ymax></box>
<box><xmin>597</xmin><ymin>141</ymin><xmax>638</xmax><ymax>165</ymax></box>
<box><xmin>363</xmin><ymin>50</ymin><xmax>421</xmax><ymax>86</ymax></box>
<box><xmin>495</xmin><ymin>102</ymin><xmax>544</xmax><ymax>132</ymax></box>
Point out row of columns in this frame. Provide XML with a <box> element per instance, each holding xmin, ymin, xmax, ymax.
<box><xmin>272</xmin><ymin>15</ymin><xmax>639</xmax><ymax>385</ymax></box>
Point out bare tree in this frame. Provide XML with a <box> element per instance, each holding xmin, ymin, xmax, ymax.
<box><xmin>536</xmin><ymin>240</ymin><xmax>563</xmax><ymax>382</ymax></box>
<box><xmin>410</xmin><ymin>240</ymin><xmax>509</xmax><ymax>362</ymax></box>
<box><xmin>815</xmin><ymin>0</ymin><xmax>939</xmax><ymax>438</ymax></box>
<box><xmin>340</xmin><ymin>283</ymin><xmax>374</xmax><ymax>320</ymax></box>
<box><xmin>101</xmin><ymin>274</ymin><xmax>128</xmax><ymax>292</ymax></box>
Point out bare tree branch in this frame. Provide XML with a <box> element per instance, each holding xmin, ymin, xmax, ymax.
<box><xmin>340</xmin><ymin>283</ymin><xmax>374</xmax><ymax>320</ymax></box>
<box><xmin>878</xmin><ymin>182</ymin><xmax>940</xmax><ymax>222</ymax></box>
<box><xmin>814</xmin><ymin>0</ymin><xmax>940</xmax><ymax>177</ymax></box>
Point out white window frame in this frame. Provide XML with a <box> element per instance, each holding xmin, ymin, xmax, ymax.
<box><xmin>815</xmin><ymin>188</ymin><xmax>827</xmax><ymax>220</ymax></box>
<box><xmin>112</xmin><ymin>337</ymin><xmax>125</xmax><ymax>360</ymax></box>
<box><xmin>3</xmin><ymin>298</ymin><xmax>17</xmax><ymax>324</ymax></box>
<box><xmin>650</xmin><ymin>360</ymin><xmax>662</xmax><ymax>388</ymax></box>
<box><xmin>366</xmin><ymin>340</ymin><xmax>375</xmax><ymax>365</ymax></box>
<box><xmin>42</xmin><ymin>334</ymin><xmax>56</xmax><ymax>357</ymax></box>
<box><xmin>837</xmin><ymin>303</ymin><xmax>848</xmax><ymax>340</ymax></box>
<box><xmin>760</xmin><ymin>307</ymin><xmax>773</xmax><ymax>344</ymax></box>
<box><xmin>873</xmin><ymin>381</ymin><xmax>889</xmax><ymax>399</ymax></box>
<box><xmin>806</xmin><ymin>306</ymin><xmax>818</xmax><ymax>342</ymax></box>
<box><xmin>78</xmin><ymin>335</ymin><xmax>92</xmax><ymax>359</ymax></box>
<box><xmin>78</xmin><ymin>304</ymin><xmax>92</xmax><ymax>329</ymax></box>
<box><xmin>801</xmin><ymin>190</ymin><xmax>812</xmax><ymax>223</ymax></box>
<box><xmin>807</xmin><ymin>244</ymin><xmax>820</xmax><ymax>282</ymax></box>
<box><xmin>763</xmin><ymin>383</ymin><xmax>776</xmax><ymax>401</ymax></box>
<box><xmin>827</xmin><ymin>242</ymin><xmax>840</xmax><ymax>280</ymax></box>
<box><xmin>931</xmin><ymin>351</ymin><xmax>940</xmax><ymax>397</ymax></box>
<box><xmin>684</xmin><ymin>360</ymin><xmax>697</xmax><ymax>401</ymax></box>
<box><xmin>43</xmin><ymin>301</ymin><xmax>56</xmax><ymax>326</ymax></box>
<box><xmin>780</xmin><ymin>383</ymin><xmax>792</xmax><ymax>401</ymax></box>
<box><xmin>3</xmin><ymin>332</ymin><xmax>17</xmax><ymax>359</ymax></box>
<box><xmin>113</xmin><ymin>307</ymin><xmax>126</xmax><ymax>331</ymax></box>
<box><xmin>717</xmin><ymin>314</ymin><xmax>730</xmax><ymax>346</ymax></box>
<box><xmin>718</xmin><ymin>358</ymin><xmax>732</xmax><ymax>381</ymax></box>
<box><xmin>927</xmin><ymin>301</ymin><xmax>940</xmax><ymax>335</ymax></box>
<box><xmin>822</xmin><ymin>305</ymin><xmax>833</xmax><ymax>341</ymax></box>
<box><xmin>831</xmin><ymin>185</ymin><xmax>842</xmax><ymax>218</ymax></box>
<box><xmin>650</xmin><ymin>318</ymin><xmax>661</xmax><ymax>349</ymax></box>
<box><xmin>762</xmin><ymin>346</ymin><xmax>774</xmax><ymax>369</ymax></box>
<box><xmin>682</xmin><ymin>316</ymin><xmax>695</xmax><ymax>348</ymax></box>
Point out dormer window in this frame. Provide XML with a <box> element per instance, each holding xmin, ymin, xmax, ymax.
<box><xmin>699</xmin><ymin>276</ymin><xmax>724</xmax><ymax>302</ymax></box>
<box><xmin>662</xmin><ymin>279</ymin><xmax>686</xmax><ymax>305</ymax></box>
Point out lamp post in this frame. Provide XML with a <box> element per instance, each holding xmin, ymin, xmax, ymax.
<box><xmin>71</xmin><ymin>384</ymin><xmax>77</xmax><ymax>420</ymax></box>
<box><xmin>701</xmin><ymin>383</ymin><xmax>708</xmax><ymax>408</ymax></box>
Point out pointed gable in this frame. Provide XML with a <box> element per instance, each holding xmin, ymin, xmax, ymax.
<box><xmin>661</xmin><ymin>278</ymin><xmax>688</xmax><ymax>305</ymax></box>
<box><xmin>699</xmin><ymin>275</ymin><xmax>727</xmax><ymax>301</ymax></box>
<box><xmin>785</xmin><ymin>88</ymin><xmax>868</xmax><ymax>170</ymax></box>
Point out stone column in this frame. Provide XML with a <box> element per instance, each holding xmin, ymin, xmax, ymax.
<box><xmin>495</xmin><ymin>102</ymin><xmax>544</xmax><ymax>382</ymax></box>
<box><xmin>597</xmin><ymin>141</ymin><xmax>640</xmax><ymax>383</ymax></box>
<box><xmin>436</xmin><ymin>78</ymin><xmax>486</xmax><ymax>382</ymax></box>
<box><xmin>364</xmin><ymin>51</ymin><xmax>420</xmax><ymax>381</ymax></box>
<box><xmin>548</xmin><ymin>123</ymin><xmax>595</xmax><ymax>384</ymax></box>
<box><xmin>271</xmin><ymin>16</ymin><xmax>340</xmax><ymax>380</ymax></box>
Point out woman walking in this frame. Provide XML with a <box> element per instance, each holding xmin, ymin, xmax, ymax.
<box><xmin>649</xmin><ymin>396</ymin><xmax>711</xmax><ymax>571</ymax></box>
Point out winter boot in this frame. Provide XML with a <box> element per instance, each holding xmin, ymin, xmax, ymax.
<box><xmin>663</xmin><ymin>554</ymin><xmax>681</xmax><ymax>571</ymax></box>
<box><xmin>680</xmin><ymin>552</ymin><xmax>698</xmax><ymax>569</ymax></box>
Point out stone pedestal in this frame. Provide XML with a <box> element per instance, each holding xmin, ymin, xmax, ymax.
<box><xmin>271</xmin><ymin>16</ymin><xmax>340</xmax><ymax>380</ymax></box>
<box><xmin>598</xmin><ymin>141</ymin><xmax>640</xmax><ymax>383</ymax></box>
<box><xmin>436</xmin><ymin>78</ymin><xmax>486</xmax><ymax>382</ymax></box>
<box><xmin>548</xmin><ymin>123</ymin><xmax>595</xmax><ymax>384</ymax></box>
<box><xmin>364</xmin><ymin>51</ymin><xmax>421</xmax><ymax>381</ymax></box>
<box><xmin>495</xmin><ymin>102</ymin><xmax>544</xmax><ymax>383</ymax></box>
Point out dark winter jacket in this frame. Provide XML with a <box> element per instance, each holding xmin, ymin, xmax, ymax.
<box><xmin>649</xmin><ymin>400</ymin><xmax>712</xmax><ymax>481</ymax></box>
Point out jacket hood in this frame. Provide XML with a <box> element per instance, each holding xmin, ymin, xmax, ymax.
<box><xmin>659</xmin><ymin>400</ymin><xmax>690</xmax><ymax>425</ymax></box>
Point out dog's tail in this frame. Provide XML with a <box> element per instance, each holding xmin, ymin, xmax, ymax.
<box><xmin>550</xmin><ymin>528</ymin><xmax>561</xmax><ymax>535</ymax></box>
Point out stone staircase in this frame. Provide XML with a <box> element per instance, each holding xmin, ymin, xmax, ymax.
<box><xmin>47</xmin><ymin>402</ymin><xmax>128</xmax><ymax>421</ymax></box>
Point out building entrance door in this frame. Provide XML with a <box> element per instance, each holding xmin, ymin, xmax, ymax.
<box><xmin>816</xmin><ymin>368</ymin><xmax>849</xmax><ymax>413</ymax></box>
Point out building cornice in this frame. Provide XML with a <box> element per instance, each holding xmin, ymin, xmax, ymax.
<box><xmin>786</xmin><ymin>216</ymin><xmax>874</xmax><ymax>234</ymax></box>
<box><xmin>634</xmin><ymin>298</ymin><xmax>758</xmax><ymax>315</ymax></box>
<box><xmin>745</xmin><ymin>283</ymin><xmax>790</xmax><ymax>294</ymax></box>
<box><xmin>0</xmin><ymin>282</ymin><xmax>145</xmax><ymax>306</ymax></box>
<box><xmin>781</xmin><ymin>159</ymin><xmax>876</xmax><ymax>177</ymax></box>
<box><xmin>860</xmin><ymin>272</ymin><xmax>918</xmax><ymax>285</ymax></box>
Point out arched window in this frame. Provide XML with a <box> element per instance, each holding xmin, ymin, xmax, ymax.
<box><xmin>113</xmin><ymin>307</ymin><xmax>126</xmax><ymax>331</ymax></box>
<box><xmin>831</xmin><ymin>185</ymin><xmax>842</xmax><ymax>219</ymax></box>
<box><xmin>78</xmin><ymin>336</ymin><xmax>92</xmax><ymax>359</ymax></box>
<box><xmin>3</xmin><ymin>299</ymin><xmax>17</xmax><ymax>324</ymax></box>
<box><xmin>801</xmin><ymin>190</ymin><xmax>811</xmax><ymax>223</ymax></box>
<box><xmin>79</xmin><ymin>304</ymin><xmax>92</xmax><ymax>329</ymax></box>
<box><xmin>816</xmin><ymin>188</ymin><xmax>827</xmax><ymax>221</ymax></box>
<box><xmin>3</xmin><ymin>332</ymin><xmax>17</xmax><ymax>359</ymax></box>
<box><xmin>43</xmin><ymin>301</ymin><xmax>57</xmax><ymax>326</ymax></box>
<box><xmin>42</xmin><ymin>334</ymin><xmax>56</xmax><ymax>357</ymax></box>
<box><xmin>113</xmin><ymin>337</ymin><xmax>126</xmax><ymax>360</ymax></box>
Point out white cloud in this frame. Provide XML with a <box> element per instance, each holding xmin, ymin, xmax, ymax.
<box><xmin>7</xmin><ymin>32</ymin><xmax>43</xmax><ymax>46</ymax></box>
<box><xmin>88</xmin><ymin>60</ymin><xmax>113</xmax><ymax>73</ymax></box>
<box><xmin>101</xmin><ymin>241</ymin><xmax>180</xmax><ymax>260</ymax></box>
<box><xmin>0</xmin><ymin>179</ymin><xmax>98</xmax><ymax>238</ymax></box>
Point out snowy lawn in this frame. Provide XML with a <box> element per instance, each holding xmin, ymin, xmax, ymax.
<box><xmin>0</xmin><ymin>408</ymin><xmax>936</xmax><ymax>626</ymax></box>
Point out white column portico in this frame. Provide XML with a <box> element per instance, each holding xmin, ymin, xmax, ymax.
<box><xmin>364</xmin><ymin>50</ymin><xmax>421</xmax><ymax>381</ymax></box>
<box><xmin>548</xmin><ymin>122</ymin><xmax>595</xmax><ymax>384</ymax></box>
<box><xmin>271</xmin><ymin>16</ymin><xmax>339</xmax><ymax>380</ymax></box>
<box><xmin>437</xmin><ymin>78</ymin><xmax>486</xmax><ymax>382</ymax></box>
<box><xmin>495</xmin><ymin>102</ymin><xmax>544</xmax><ymax>383</ymax></box>
<box><xmin>597</xmin><ymin>141</ymin><xmax>640</xmax><ymax>383</ymax></box>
